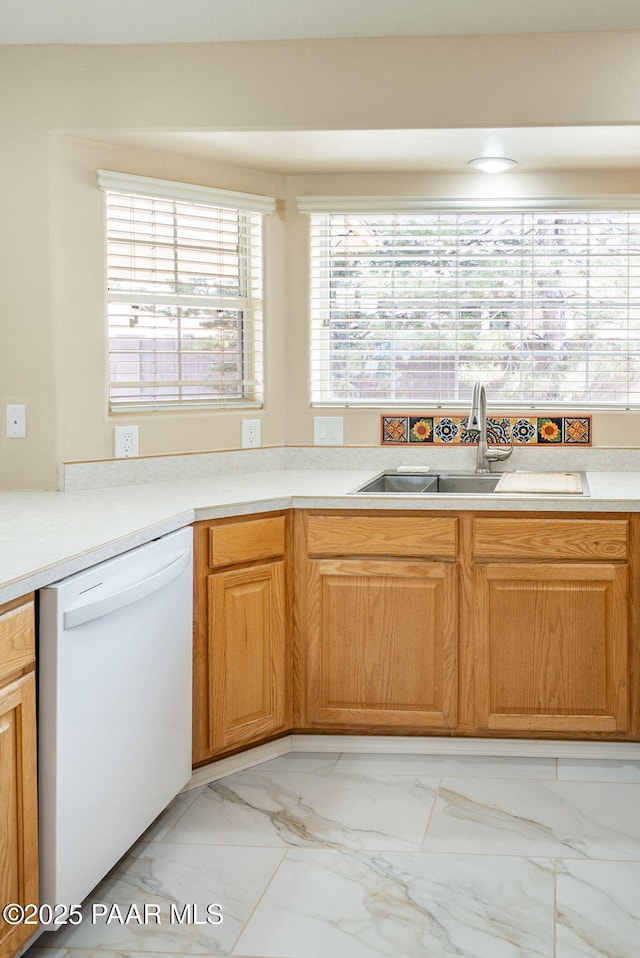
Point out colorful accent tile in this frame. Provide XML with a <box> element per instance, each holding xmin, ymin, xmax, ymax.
<box><xmin>511</xmin><ymin>418</ymin><xmax>538</xmax><ymax>444</ymax></box>
<box><xmin>381</xmin><ymin>414</ymin><xmax>591</xmax><ymax>446</ymax></box>
<box><xmin>433</xmin><ymin>417</ymin><xmax>462</xmax><ymax>443</ymax></box>
<box><xmin>487</xmin><ymin>417</ymin><xmax>511</xmax><ymax>445</ymax></box>
<box><xmin>538</xmin><ymin>417</ymin><xmax>563</xmax><ymax>443</ymax></box>
<box><xmin>381</xmin><ymin>416</ymin><xmax>409</xmax><ymax>443</ymax></box>
<box><xmin>564</xmin><ymin>417</ymin><xmax>590</xmax><ymax>444</ymax></box>
<box><xmin>409</xmin><ymin>417</ymin><xmax>434</xmax><ymax>443</ymax></box>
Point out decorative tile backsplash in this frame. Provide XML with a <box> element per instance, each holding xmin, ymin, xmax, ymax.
<box><xmin>381</xmin><ymin>415</ymin><xmax>591</xmax><ymax>446</ymax></box>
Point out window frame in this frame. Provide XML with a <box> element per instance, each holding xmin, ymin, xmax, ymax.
<box><xmin>98</xmin><ymin>171</ymin><xmax>274</xmax><ymax>413</ymax></box>
<box><xmin>299</xmin><ymin>194</ymin><xmax>640</xmax><ymax>411</ymax></box>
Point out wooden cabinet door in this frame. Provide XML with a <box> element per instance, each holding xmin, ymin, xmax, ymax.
<box><xmin>0</xmin><ymin>673</ymin><xmax>38</xmax><ymax>958</ymax></box>
<box><xmin>306</xmin><ymin>558</ymin><xmax>457</xmax><ymax>729</ymax></box>
<box><xmin>474</xmin><ymin>562</ymin><xmax>628</xmax><ymax>733</ymax></box>
<box><xmin>208</xmin><ymin>561</ymin><xmax>288</xmax><ymax>752</ymax></box>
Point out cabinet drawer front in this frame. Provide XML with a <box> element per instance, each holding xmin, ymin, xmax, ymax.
<box><xmin>473</xmin><ymin>518</ymin><xmax>628</xmax><ymax>560</ymax></box>
<box><xmin>306</xmin><ymin>516</ymin><xmax>457</xmax><ymax>558</ymax></box>
<box><xmin>0</xmin><ymin>600</ymin><xmax>35</xmax><ymax>685</ymax></box>
<box><xmin>208</xmin><ymin>516</ymin><xmax>286</xmax><ymax>568</ymax></box>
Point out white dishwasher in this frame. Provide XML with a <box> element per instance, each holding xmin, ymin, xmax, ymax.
<box><xmin>38</xmin><ymin>526</ymin><xmax>193</xmax><ymax>911</ymax></box>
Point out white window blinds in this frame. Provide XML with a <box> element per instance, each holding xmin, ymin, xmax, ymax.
<box><xmin>98</xmin><ymin>171</ymin><xmax>274</xmax><ymax>412</ymax></box>
<box><xmin>306</xmin><ymin>207</ymin><xmax>640</xmax><ymax>407</ymax></box>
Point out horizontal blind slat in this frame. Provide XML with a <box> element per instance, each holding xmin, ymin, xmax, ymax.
<box><xmin>105</xmin><ymin>187</ymin><xmax>264</xmax><ymax>409</ymax></box>
<box><xmin>310</xmin><ymin>209</ymin><xmax>640</xmax><ymax>406</ymax></box>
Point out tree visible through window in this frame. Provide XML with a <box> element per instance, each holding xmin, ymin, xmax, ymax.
<box><xmin>309</xmin><ymin>210</ymin><xmax>640</xmax><ymax>406</ymax></box>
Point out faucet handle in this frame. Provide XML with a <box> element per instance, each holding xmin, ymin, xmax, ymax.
<box><xmin>485</xmin><ymin>445</ymin><xmax>514</xmax><ymax>463</ymax></box>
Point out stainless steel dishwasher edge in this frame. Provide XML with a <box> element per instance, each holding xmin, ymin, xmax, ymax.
<box><xmin>37</xmin><ymin>526</ymin><xmax>193</xmax><ymax>914</ymax></box>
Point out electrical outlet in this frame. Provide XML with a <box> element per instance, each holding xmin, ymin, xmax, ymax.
<box><xmin>6</xmin><ymin>404</ymin><xmax>27</xmax><ymax>438</ymax></box>
<box><xmin>241</xmin><ymin>419</ymin><xmax>261</xmax><ymax>448</ymax></box>
<box><xmin>114</xmin><ymin>425</ymin><xmax>139</xmax><ymax>458</ymax></box>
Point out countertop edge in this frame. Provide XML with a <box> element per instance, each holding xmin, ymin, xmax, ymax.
<box><xmin>1</xmin><ymin>469</ymin><xmax>639</xmax><ymax>606</ymax></box>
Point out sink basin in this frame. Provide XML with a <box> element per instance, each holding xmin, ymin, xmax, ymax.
<box><xmin>355</xmin><ymin>473</ymin><xmax>439</xmax><ymax>494</ymax></box>
<box><xmin>351</xmin><ymin>471</ymin><xmax>499</xmax><ymax>495</ymax></box>
<box><xmin>436</xmin><ymin>473</ymin><xmax>501</xmax><ymax>494</ymax></box>
<box><xmin>349</xmin><ymin>471</ymin><xmax>588</xmax><ymax>496</ymax></box>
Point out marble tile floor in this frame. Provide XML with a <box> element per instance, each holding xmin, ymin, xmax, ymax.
<box><xmin>24</xmin><ymin>751</ymin><xmax>640</xmax><ymax>958</ymax></box>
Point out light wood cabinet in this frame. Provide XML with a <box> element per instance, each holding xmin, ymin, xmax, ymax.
<box><xmin>470</xmin><ymin>516</ymin><xmax>631</xmax><ymax>735</ymax></box>
<box><xmin>473</xmin><ymin>561</ymin><xmax>628</xmax><ymax>733</ymax></box>
<box><xmin>305</xmin><ymin>557</ymin><xmax>457</xmax><ymax>729</ymax></box>
<box><xmin>193</xmin><ymin>514</ymin><xmax>291</xmax><ymax>764</ymax></box>
<box><xmin>297</xmin><ymin>513</ymin><xmax>459</xmax><ymax>732</ymax></box>
<box><xmin>192</xmin><ymin>508</ymin><xmax>637</xmax><ymax>759</ymax></box>
<box><xmin>296</xmin><ymin>510</ymin><xmax>638</xmax><ymax>741</ymax></box>
<box><xmin>0</xmin><ymin>597</ymin><xmax>38</xmax><ymax>958</ymax></box>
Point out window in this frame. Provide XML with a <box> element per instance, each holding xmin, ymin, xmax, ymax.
<box><xmin>98</xmin><ymin>171</ymin><xmax>274</xmax><ymax>411</ymax></box>
<box><xmin>303</xmin><ymin>200</ymin><xmax>640</xmax><ymax>408</ymax></box>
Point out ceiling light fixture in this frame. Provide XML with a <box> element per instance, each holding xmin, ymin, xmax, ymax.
<box><xmin>467</xmin><ymin>156</ymin><xmax>518</xmax><ymax>173</ymax></box>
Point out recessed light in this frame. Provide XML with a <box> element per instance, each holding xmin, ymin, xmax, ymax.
<box><xmin>467</xmin><ymin>157</ymin><xmax>518</xmax><ymax>173</ymax></box>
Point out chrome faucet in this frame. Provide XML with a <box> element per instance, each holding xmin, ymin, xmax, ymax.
<box><xmin>467</xmin><ymin>380</ymin><xmax>513</xmax><ymax>474</ymax></box>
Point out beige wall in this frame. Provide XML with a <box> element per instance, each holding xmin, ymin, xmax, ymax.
<box><xmin>2</xmin><ymin>33</ymin><xmax>640</xmax><ymax>487</ymax></box>
<box><xmin>51</xmin><ymin>136</ymin><xmax>287</xmax><ymax>465</ymax></box>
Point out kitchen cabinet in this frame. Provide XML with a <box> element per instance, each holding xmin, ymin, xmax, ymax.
<box><xmin>471</xmin><ymin>517</ymin><xmax>630</xmax><ymax>734</ymax></box>
<box><xmin>296</xmin><ymin>513</ymin><xmax>459</xmax><ymax>731</ymax></box>
<box><xmin>0</xmin><ymin>596</ymin><xmax>38</xmax><ymax>958</ymax></box>
<box><xmin>296</xmin><ymin>510</ymin><xmax>638</xmax><ymax>741</ymax></box>
<box><xmin>192</xmin><ymin>514</ymin><xmax>291</xmax><ymax>764</ymax></box>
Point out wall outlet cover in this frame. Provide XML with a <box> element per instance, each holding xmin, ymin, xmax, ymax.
<box><xmin>114</xmin><ymin>425</ymin><xmax>139</xmax><ymax>458</ymax></box>
<box><xmin>241</xmin><ymin>419</ymin><xmax>261</xmax><ymax>448</ymax></box>
<box><xmin>6</xmin><ymin>404</ymin><xmax>27</xmax><ymax>439</ymax></box>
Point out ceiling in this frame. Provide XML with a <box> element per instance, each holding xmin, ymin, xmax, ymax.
<box><xmin>8</xmin><ymin>1</ymin><xmax>640</xmax><ymax>177</ymax></box>
<box><xmin>3</xmin><ymin>0</ymin><xmax>640</xmax><ymax>45</ymax></box>
<box><xmin>80</xmin><ymin>127</ymin><xmax>640</xmax><ymax>176</ymax></box>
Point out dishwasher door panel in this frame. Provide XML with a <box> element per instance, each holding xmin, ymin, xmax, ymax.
<box><xmin>38</xmin><ymin>527</ymin><xmax>193</xmax><ymax>910</ymax></box>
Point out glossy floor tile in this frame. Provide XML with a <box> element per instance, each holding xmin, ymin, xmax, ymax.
<box><xmin>333</xmin><ymin>751</ymin><xmax>557</xmax><ymax>779</ymax></box>
<box><xmin>556</xmin><ymin>860</ymin><xmax>640</xmax><ymax>958</ymax></box>
<box><xmin>235</xmin><ymin>850</ymin><xmax>555</xmax><ymax>958</ymax></box>
<box><xmin>161</xmin><ymin>769</ymin><xmax>439</xmax><ymax>851</ymax></box>
<box><xmin>24</xmin><ymin>751</ymin><xmax>640</xmax><ymax>958</ymax></box>
<box><xmin>557</xmin><ymin>758</ymin><xmax>640</xmax><ymax>783</ymax></box>
<box><xmin>424</xmin><ymin>778</ymin><xmax>640</xmax><ymax>859</ymax></box>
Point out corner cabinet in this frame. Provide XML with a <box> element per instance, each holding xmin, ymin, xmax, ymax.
<box><xmin>192</xmin><ymin>513</ymin><xmax>291</xmax><ymax>764</ymax></box>
<box><xmin>0</xmin><ymin>596</ymin><xmax>38</xmax><ymax>958</ymax></box>
<box><xmin>471</xmin><ymin>517</ymin><xmax>632</xmax><ymax>735</ymax></box>
<box><xmin>193</xmin><ymin>507</ymin><xmax>639</xmax><ymax>761</ymax></box>
<box><xmin>295</xmin><ymin>513</ymin><xmax>459</xmax><ymax>731</ymax></box>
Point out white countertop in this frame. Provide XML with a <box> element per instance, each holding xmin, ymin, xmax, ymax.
<box><xmin>1</xmin><ymin>468</ymin><xmax>639</xmax><ymax>605</ymax></box>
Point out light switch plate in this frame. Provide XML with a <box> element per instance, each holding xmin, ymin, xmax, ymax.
<box><xmin>314</xmin><ymin>416</ymin><xmax>344</xmax><ymax>446</ymax></box>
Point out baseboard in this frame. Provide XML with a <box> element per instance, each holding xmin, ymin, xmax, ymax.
<box><xmin>183</xmin><ymin>737</ymin><xmax>293</xmax><ymax>789</ymax></box>
<box><xmin>184</xmin><ymin>733</ymin><xmax>640</xmax><ymax>789</ymax></box>
<box><xmin>289</xmin><ymin>734</ymin><xmax>640</xmax><ymax>759</ymax></box>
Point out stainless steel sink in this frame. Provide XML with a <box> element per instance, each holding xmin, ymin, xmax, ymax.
<box><xmin>436</xmin><ymin>473</ymin><xmax>502</xmax><ymax>494</ymax></box>
<box><xmin>355</xmin><ymin>473</ymin><xmax>439</xmax><ymax>494</ymax></box>
<box><xmin>349</xmin><ymin>471</ymin><xmax>587</xmax><ymax>496</ymax></box>
<box><xmin>351</xmin><ymin>471</ymin><xmax>500</xmax><ymax>495</ymax></box>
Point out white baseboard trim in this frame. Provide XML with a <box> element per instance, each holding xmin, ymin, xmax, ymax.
<box><xmin>290</xmin><ymin>734</ymin><xmax>640</xmax><ymax>759</ymax></box>
<box><xmin>184</xmin><ymin>737</ymin><xmax>293</xmax><ymax>789</ymax></box>
<box><xmin>184</xmin><ymin>734</ymin><xmax>640</xmax><ymax>789</ymax></box>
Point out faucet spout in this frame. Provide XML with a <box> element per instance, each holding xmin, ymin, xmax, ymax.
<box><xmin>468</xmin><ymin>380</ymin><xmax>484</xmax><ymax>434</ymax></box>
<box><xmin>466</xmin><ymin>380</ymin><xmax>513</xmax><ymax>474</ymax></box>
